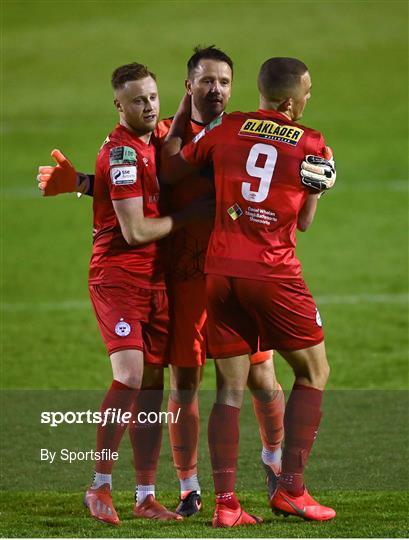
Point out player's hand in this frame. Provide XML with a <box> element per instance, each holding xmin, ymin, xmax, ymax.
<box><xmin>300</xmin><ymin>147</ymin><xmax>336</xmax><ymax>192</ymax></box>
<box><xmin>175</xmin><ymin>93</ymin><xmax>192</xmax><ymax>119</ymax></box>
<box><xmin>37</xmin><ymin>149</ymin><xmax>81</xmax><ymax>196</ymax></box>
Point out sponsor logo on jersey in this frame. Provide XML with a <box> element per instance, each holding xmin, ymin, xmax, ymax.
<box><xmin>110</xmin><ymin>165</ymin><xmax>137</xmax><ymax>185</ymax></box>
<box><xmin>239</xmin><ymin>119</ymin><xmax>304</xmax><ymax>146</ymax></box>
<box><xmin>115</xmin><ymin>318</ymin><xmax>131</xmax><ymax>337</ymax></box>
<box><xmin>227</xmin><ymin>203</ymin><xmax>243</xmax><ymax>220</ymax></box>
<box><xmin>110</xmin><ymin>146</ymin><xmax>137</xmax><ymax>165</ymax></box>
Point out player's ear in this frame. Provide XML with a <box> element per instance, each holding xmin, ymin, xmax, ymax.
<box><xmin>185</xmin><ymin>79</ymin><xmax>193</xmax><ymax>95</ymax></box>
<box><xmin>114</xmin><ymin>98</ymin><xmax>123</xmax><ymax>113</ymax></box>
<box><xmin>278</xmin><ymin>98</ymin><xmax>292</xmax><ymax>114</ymax></box>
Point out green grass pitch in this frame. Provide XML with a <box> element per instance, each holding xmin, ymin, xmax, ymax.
<box><xmin>2</xmin><ymin>0</ymin><xmax>408</xmax><ymax>537</ymax></box>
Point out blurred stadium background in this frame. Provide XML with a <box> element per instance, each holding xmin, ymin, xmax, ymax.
<box><xmin>2</xmin><ymin>0</ymin><xmax>408</xmax><ymax>537</ymax></box>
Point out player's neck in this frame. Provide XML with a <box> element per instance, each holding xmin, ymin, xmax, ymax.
<box><xmin>259</xmin><ymin>98</ymin><xmax>293</xmax><ymax>121</ymax></box>
<box><xmin>119</xmin><ymin>119</ymin><xmax>152</xmax><ymax>144</ymax></box>
<box><xmin>191</xmin><ymin>105</ymin><xmax>220</xmax><ymax>126</ymax></box>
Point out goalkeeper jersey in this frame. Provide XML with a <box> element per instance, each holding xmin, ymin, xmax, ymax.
<box><xmin>181</xmin><ymin>109</ymin><xmax>328</xmax><ymax>281</ymax></box>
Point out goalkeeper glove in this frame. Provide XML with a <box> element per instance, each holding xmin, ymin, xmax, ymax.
<box><xmin>37</xmin><ymin>149</ymin><xmax>89</xmax><ymax>196</ymax></box>
<box><xmin>301</xmin><ymin>147</ymin><xmax>336</xmax><ymax>192</ymax></box>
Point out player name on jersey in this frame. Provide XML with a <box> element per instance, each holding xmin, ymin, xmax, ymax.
<box><xmin>239</xmin><ymin>119</ymin><xmax>304</xmax><ymax>146</ymax></box>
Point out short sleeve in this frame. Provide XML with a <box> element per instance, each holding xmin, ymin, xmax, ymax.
<box><xmin>104</xmin><ymin>145</ymin><xmax>143</xmax><ymax>200</ymax></box>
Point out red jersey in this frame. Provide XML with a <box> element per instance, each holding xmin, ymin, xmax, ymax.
<box><xmin>154</xmin><ymin>118</ymin><xmax>215</xmax><ymax>281</ymax></box>
<box><xmin>89</xmin><ymin>124</ymin><xmax>165</xmax><ymax>289</ymax></box>
<box><xmin>181</xmin><ymin>109</ymin><xmax>328</xmax><ymax>280</ymax></box>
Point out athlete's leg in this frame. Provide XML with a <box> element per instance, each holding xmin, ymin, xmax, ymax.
<box><xmin>208</xmin><ymin>356</ymin><xmax>262</xmax><ymax>526</ymax></box>
<box><xmin>85</xmin><ymin>349</ymin><xmax>143</xmax><ymax>526</ymax></box>
<box><xmin>129</xmin><ymin>364</ymin><xmax>164</xmax><ymax>502</ymax></box>
<box><xmin>271</xmin><ymin>342</ymin><xmax>335</xmax><ymax>521</ymax></box>
<box><xmin>248</xmin><ymin>357</ymin><xmax>285</xmax><ymax>495</ymax></box>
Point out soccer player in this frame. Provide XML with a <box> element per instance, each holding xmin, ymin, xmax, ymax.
<box><xmin>38</xmin><ymin>48</ymin><xmax>287</xmax><ymax>520</ymax></box>
<box><xmin>70</xmin><ymin>62</ymin><xmax>210</xmax><ymax>526</ymax></box>
<box><xmin>37</xmin><ymin>50</ymin><xmax>334</xmax><ymax>523</ymax></box>
<box><xmin>162</xmin><ymin>57</ymin><xmax>337</xmax><ymax>526</ymax></box>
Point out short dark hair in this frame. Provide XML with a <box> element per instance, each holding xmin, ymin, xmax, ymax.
<box><xmin>111</xmin><ymin>62</ymin><xmax>156</xmax><ymax>90</ymax></box>
<box><xmin>258</xmin><ymin>57</ymin><xmax>308</xmax><ymax>100</ymax></box>
<box><xmin>187</xmin><ymin>45</ymin><xmax>233</xmax><ymax>78</ymax></box>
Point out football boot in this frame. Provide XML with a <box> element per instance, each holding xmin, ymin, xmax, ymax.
<box><xmin>83</xmin><ymin>483</ymin><xmax>120</xmax><ymax>526</ymax></box>
<box><xmin>175</xmin><ymin>490</ymin><xmax>202</xmax><ymax>517</ymax></box>
<box><xmin>133</xmin><ymin>494</ymin><xmax>183</xmax><ymax>520</ymax></box>
<box><xmin>271</xmin><ymin>486</ymin><xmax>336</xmax><ymax>521</ymax></box>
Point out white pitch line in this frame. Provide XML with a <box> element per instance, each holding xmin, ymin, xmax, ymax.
<box><xmin>2</xmin><ymin>180</ymin><xmax>408</xmax><ymax>199</ymax></box>
<box><xmin>315</xmin><ymin>293</ymin><xmax>408</xmax><ymax>305</ymax></box>
<box><xmin>1</xmin><ymin>293</ymin><xmax>408</xmax><ymax>313</ymax></box>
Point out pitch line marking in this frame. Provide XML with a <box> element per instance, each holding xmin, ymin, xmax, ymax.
<box><xmin>2</xmin><ymin>293</ymin><xmax>408</xmax><ymax>312</ymax></box>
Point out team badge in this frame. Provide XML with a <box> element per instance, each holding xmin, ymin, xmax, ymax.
<box><xmin>316</xmin><ymin>309</ymin><xmax>323</xmax><ymax>327</ymax></box>
<box><xmin>110</xmin><ymin>166</ymin><xmax>137</xmax><ymax>185</ymax></box>
<box><xmin>115</xmin><ymin>318</ymin><xmax>131</xmax><ymax>337</ymax></box>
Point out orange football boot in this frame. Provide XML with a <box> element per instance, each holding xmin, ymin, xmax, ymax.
<box><xmin>133</xmin><ymin>495</ymin><xmax>183</xmax><ymax>521</ymax></box>
<box><xmin>212</xmin><ymin>503</ymin><xmax>263</xmax><ymax>528</ymax></box>
<box><xmin>271</xmin><ymin>486</ymin><xmax>336</xmax><ymax>521</ymax></box>
<box><xmin>84</xmin><ymin>483</ymin><xmax>120</xmax><ymax>526</ymax></box>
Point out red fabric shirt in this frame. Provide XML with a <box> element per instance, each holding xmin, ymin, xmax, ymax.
<box><xmin>155</xmin><ymin>118</ymin><xmax>215</xmax><ymax>281</ymax></box>
<box><xmin>89</xmin><ymin>124</ymin><xmax>165</xmax><ymax>289</ymax></box>
<box><xmin>181</xmin><ymin>109</ymin><xmax>328</xmax><ymax>280</ymax></box>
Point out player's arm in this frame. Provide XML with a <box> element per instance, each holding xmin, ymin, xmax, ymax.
<box><xmin>113</xmin><ymin>196</ymin><xmax>214</xmax><ymax>246</ymax></box>
<box><xmin>37</xmin><ymin>149</ymin><xmax>94</xmax><ymax>196</ymax></box>
<box><xmin>297</xmin><ymin>193</ymin><xmax>319</xmax><ymax>231</ymax></box>
<box><xmin>160</xmin><ymin>94</ymin><xmax>200</xmax><ymax>184</ymax></box>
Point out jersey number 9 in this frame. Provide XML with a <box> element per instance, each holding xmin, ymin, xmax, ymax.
<box><xmin>242</xmin><ymin>143</ymin><xmax>277</xmax><ymax>203</ymax></box>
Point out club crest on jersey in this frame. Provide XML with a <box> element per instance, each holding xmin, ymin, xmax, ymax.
<box><xmin>109</xmin><ymin>146</ymin><xmax>137</xmax><ymax>165</ymax></box>
<box><xmin>227</xmin><ymin>203</ymin><xmax>243</xmax><ymax>220</ymax></box>
<box><xmin>239</xmin><ymin>119</ymin><xmax>304</xmax><ymax>146</ymax></box>
<box><xmin>110</xmin><ymin>165</ymin><xmax>137</xmax><ymax>185</ymax></box>
<box><xmin>115</xmin><ymin>318</ymin><xmax>131</xmax><ymax>337</ymax></box>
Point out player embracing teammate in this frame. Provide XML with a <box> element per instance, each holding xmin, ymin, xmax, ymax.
<box><xmin>38</xmin><ymin>51</ymin><xmax>336</xmax><ymax>528</ymax></box>
<box><xmin>163</xmin><ymin>56</ymin><xmax>336</xmax><ymax>524</ymax></box>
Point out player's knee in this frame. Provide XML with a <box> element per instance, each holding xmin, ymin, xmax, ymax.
<box><xmin>115</xmin><ymin>372</ymin><xmax>142</xmax><ymax>389</ymax></box>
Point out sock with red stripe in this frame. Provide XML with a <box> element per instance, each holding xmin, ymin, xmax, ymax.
<box><xmin>208</xmin><ymin>403</ymin><xmax>240</xmax><ymax>494</ymax></box>
<box><xmin>279</xmin><ymin>383</ymin><xmax>323</xmax><ymax>496</ymax></box>
<box><xmin>95</xmin><ymin>379</ymin><xmax>138</xmax><ymax>475</ymax></box>
<box><xmin>216</xmin><ymin>491</ymin><xmax>240</xmax><ymax>509</ymax></box>
<box><xmin>129</xmin><ymin>386</ymin><xmax>163</xmax><ymax>486</ymax></box>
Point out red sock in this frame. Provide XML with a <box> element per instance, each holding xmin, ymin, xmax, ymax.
<box><xmin>216</xmin><ymin>492</ymin><xmax>240</xmax><ymax>510</ymax></box>
<box><xmin>252</xmin><ymin>385</ymin><xmax>285</xmax><ymax>451</ymax></box>
<box><xmin>208</xmin><ymin>403</ymin><xmax>240</xmax><ymax>494</ymax></box>
<box><xmin>95</xmin><ymin>379</ymin><xmax>138</xmax><ymax>474</ymax></box>
<box><xmin>129</xmin><ymin>386</ymin><xmax>163</xmax><ymax>485</ymax></box>
<box><xmin>280</xmin><ymin>383</ymin><xmax>323</xmax><ymax>496</ymax></box>
<box><xmin>168</xmin><ymin>397</ymin><xmax>199</xmax><ymax>480</ymax></box>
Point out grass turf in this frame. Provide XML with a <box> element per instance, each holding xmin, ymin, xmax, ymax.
<box><xmin>2</xmin><ymin>0</ymin><xmax>408</xmax><ymax>537</ymax></box>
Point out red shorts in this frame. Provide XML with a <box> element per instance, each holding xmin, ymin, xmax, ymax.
<box><xmin>206</xmin><ymin>275</ymin><xmax>324</xmax><ymax>358</ymax></box>
<box><xmin>89</xmin><ymin>283</ymin><xmax>169</xmax><ymax>365</ymax></box>
<box><xmin>167</xmin><ymin>276</ymin><xmax>272</xmax><ymax>367</ymax></box>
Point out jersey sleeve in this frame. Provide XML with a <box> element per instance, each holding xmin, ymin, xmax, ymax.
<box><xmin>101</xmin><ymin>144</ymin><xmax>144</xmax><ymax>201</ymax></box>
<box><xmin>181</xmin><ymin>115</ymin><xmax>223</xmax><ymax>167</ymax></box>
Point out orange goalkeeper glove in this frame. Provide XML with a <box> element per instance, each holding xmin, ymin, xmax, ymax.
<box><xmin>38</xmin><ymin>149</ymin><xmax>82</xmax><ymax>196</ymax></box>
